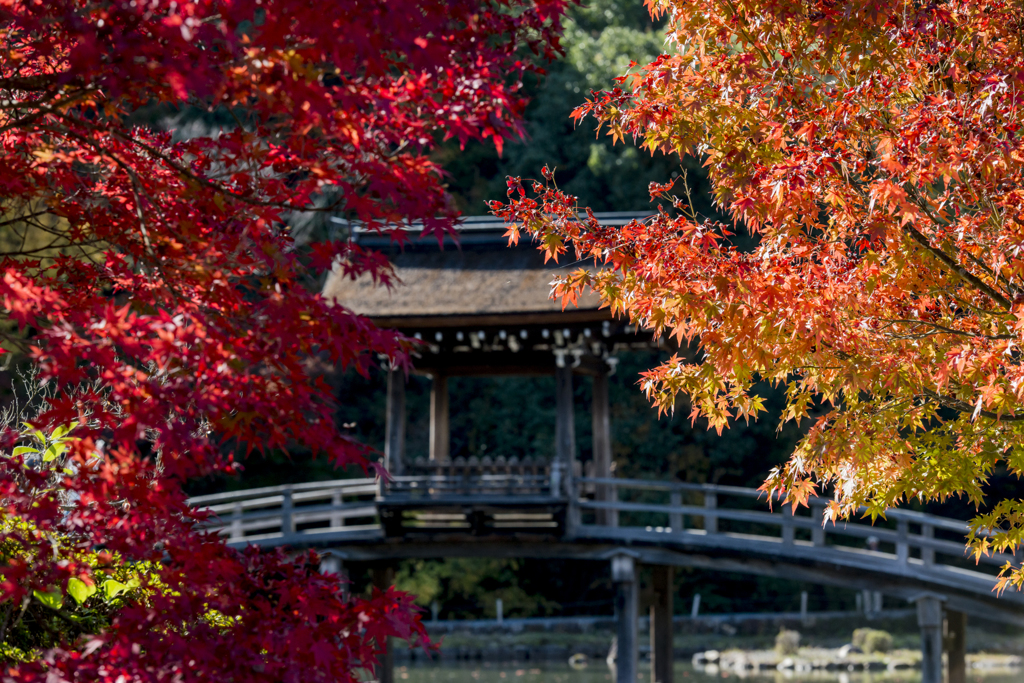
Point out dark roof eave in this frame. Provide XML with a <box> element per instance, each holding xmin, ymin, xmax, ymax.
<box><xmin>367</xmin><ymin>308</ymin><xmax>615</xmax><ymax>329</ymax></box>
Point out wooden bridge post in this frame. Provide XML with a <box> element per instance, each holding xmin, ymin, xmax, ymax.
<box><xmin>810</xmin><ymin>499</ymin><xmax>826</xmax><ymax>547</ymax></box>
<box><xmin>669</xmin><ymin>490</ymin><xmax>682</xmax><ymax>533</ymax></box>
<box><xmin>781</xmin><ymin>506</ymin><xmax>795</xmax><ymax>545</ymax></box>
<box><xmin>330</xmin><ymin>489</ymin><xmax>343</xmax><ymax>530</ymax></box>
<box><xmin>429</xmin><ymin>373</ymin><xmax>449</xmax><ymax>462</ymax></box>
<box><xmin>946</xmin><ymin>609</ymin><xmax>967</xmax><ymax>683</ymax></box>
<box><xmin>230</xmin><ymin>502</ymin><xmax>243</xmax><ymax>542</ymax></box>
<box><xmin>913</xmin><ymin>594</ymin><xmax>944</xmax><ymax>683</ymax></box>
<box><xmin>385</xmin><ymin>367</ymin><xmax>406</xmax><ymax>477</ymax></box>
<box><xmin>921</xmin><ymin>523</ymin><xmax>935</xmax><ymax>565</ymax></box>
<box><xmin>281</xmin><ymin>489</ymin><xmax>295</xmax><ymax>539</ymax></box>
<box><xmin>703</xmin><ymin>491</ymin><xmax>717</xmax><ymax>534</ymax></box>
<box><xmin>608</xmin><ymin>480</ymin><xmax>619</xmax><ymax>528</ymax></box>
<box><xmin>650</xmin><ymin>565</ymin><xmax>673</xmax><ymax>683</ymax></box>
<box><xmin>611</xmin><ymin>554</ymin><xmax>638</xmax><ymax>683</ymax></box>
<box><xmin>896</xmin><ymin>519</ymin><xmax>909</xmax><ymax>565</ymax></box>
<box><xmin>592</xmin><ymin>368</ymin><xmax>612</xmax><ymax>525</ymax></box>
<box><xmin>372</xmin><ymin>565</ymin><xmax>396</xmax><ymax>683</ymax></box>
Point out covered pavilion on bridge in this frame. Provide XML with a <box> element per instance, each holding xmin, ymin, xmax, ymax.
<box><xmin>323</xmin><ymin>212</ymin><xmax>663</xmax><ymax>528</ymax></box>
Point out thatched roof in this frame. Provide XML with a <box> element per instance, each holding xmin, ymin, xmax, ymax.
<box><xmin>322</xmin><ymin>213</ymin><xmax>650</xmax><ymax>327</ymax></box>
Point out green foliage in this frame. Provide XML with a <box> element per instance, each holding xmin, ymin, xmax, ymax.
<box><xmin>0</xmin><ymin>423</ymin><xmax>151</xmax><ymax>663</ymax></box>
<box><xmin>852</xmin><ymin>628</ymin><xmax>893</xmax><ymax>654</ymax></box>
<box><xmin>439</xmin><ymin>0</ymin><xmax>722</xmax><ymax>219</ymax></box>
<box><xmin>0</xmin><ymin>544</ymin><xmax>149</xmax><ymax>664</ymax></box>
<box><xmin>66</xmin><ymin>578</ymin><xmax>95</xmax><ymax>605</ymax></box>
<box><xmin>394</xmin><ymin>559</ymin><xmax>559</xmax><ymax>619</ymax></box>
<box><xmin>608</xmin><ymin>351</ymin><xmax>805</xmax><ymax>485</ymax></box>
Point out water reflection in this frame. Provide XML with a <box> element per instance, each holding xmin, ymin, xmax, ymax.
<box><xmin>400</xmin><ymin>660</ymin><xmax>1021</xmax><ymax>683</ymax></box>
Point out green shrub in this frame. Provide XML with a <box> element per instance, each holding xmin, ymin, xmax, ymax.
<box><xmin>775</xmin><ymin>629</ymin><xmax>801</xmax><ymax>655</ymax></box>
<box><xmin>852</xmin><ymin>628</ymin><xmax>893</xmax><ymax>653</ymax></box>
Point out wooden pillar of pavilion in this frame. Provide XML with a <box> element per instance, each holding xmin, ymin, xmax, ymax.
<box><xmin>592</xmin><ymin>367</ymin><xmax>613</xmax><ymax>524</ymax></box>
<box><xmin>430</xmin><ymin>373</ymin><xmax>450</xmax><ymax>462</ymax></box>
<box><xmin>385</xmin><ymin>368</ymin><xmax>406</xmax><ymax>476</ymax></box>
<box><xmin>555</xmin><ymin>361</ymin><xmax>576</xmax><ymax>494</ymax></box>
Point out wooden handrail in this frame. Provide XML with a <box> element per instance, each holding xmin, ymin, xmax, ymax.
<box><xmin>575</xmin><ymin>477</ymin><xmax>976</xmax><ymax>534</ymax></box>
<box><xmin>188</xmin><ymin>474</ymin><xmax>1014</xmax><ymax>591</ymax></box>
<box><xmin>189</xmin><ymin>477</ymin><xmax>378</xmax><ymax>506</ymax></box>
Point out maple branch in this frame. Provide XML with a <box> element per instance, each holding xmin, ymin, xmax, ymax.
<box><xmin>0</xmin><ymin>87</ymin><xmax>94</xmax><ymax>136</ymax></box>
<box><xmin>950</xmin><ymin>293</ymin><xmax>1007</xmax><ymax>319</ymax></box>
<box><xmin>0</xmin><ymin>238</ymin><xmax>77</xmax><ymax>259</ymax></box>
<box><xmin>880</xmin><ymin>318</ymin><xmax>1015</xmax><ymax>341</ymax></box>
<box><xmin>0</xmin><ymin>74</ymin><xmax>66</xmax><ymax>91</ymax></box>
<box><xmin>127</xmin><ymin>171</ymin><xmax>154</xmax><ymax>255</ymax></box>
<box><xmin>901</xmin><ymin>223</ymin><xmax>1013</xmax><ymax>311</ymax></box>
<box><xmin>904</xmin><ymin>183</ymin><xmax>1016</xmax><ymax>293</ymax></box>
<box><xmin>108</xmin><ymin>127</ymin><xmax>349</xmax><ymax>214</ymax></box>
<box><xmin>921</xmin><ymin>388</ymin><xmax>1024</xmax><ymax>422</ymax></box>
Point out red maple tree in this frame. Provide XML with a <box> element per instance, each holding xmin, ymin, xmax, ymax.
<box><xmin>0</xmin><ymin>0</ymin><xmax>565</xmax><ymax>679</ymax></box>
<box><xmin>495</xmin><ymin>0</ymin><xmax>1024</xmax><ymax>584</ymax></box>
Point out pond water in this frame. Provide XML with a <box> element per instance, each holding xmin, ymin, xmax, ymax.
<box><xmin>398</xmin><ymin>661</ymin><xmax>1021</xmax><ymax>683</ymax></box>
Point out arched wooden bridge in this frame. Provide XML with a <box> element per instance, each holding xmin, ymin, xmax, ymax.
<box><xmin>189</xmin><ymin>467</ymin><xmax>1024</xmax><ymax>626</ymax></box>
<box><xmin>272</xmin><ymin>213</ymin><xmax>1000</xmax><ymax>683</ymax></box>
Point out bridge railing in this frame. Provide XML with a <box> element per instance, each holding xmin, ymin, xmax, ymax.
<box><xmin>573</xmin><ymin>477</ymin><xmax>1015</xmax><ymax>573</ymax></box>
<box><xmin>189</xmin><ymin>478</ymin><xmax>380</xmax><ymax>544</ymax></box>
<box><xmin>188</xmin><ymin>474</ymin><xmax>1016</xmax><ymax>581</ymax></box>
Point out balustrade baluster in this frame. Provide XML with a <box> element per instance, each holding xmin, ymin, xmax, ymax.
<box><xmin>704</xmin><ymin>491</ymin><xmax>717</xmax><ymax>534</ymax></box>
<box><xmin>331</xmin><ymin>490</ymin><xmax>343</xmax><ymax>529</ymax></box>
<box><xmin>921</xmin><ymin>523</ymin><xmax>935</xmax><ymax>566</ymax></box>
<box><xmin>549</xmin><ymin>460</ymin><xmax>562</xmax><ymax>497</ymax></box>
<box><xmin>230</xmin><ymin>502</ymin><xmax>243</xmax><ymax>542</ymax></box>
<box><xmin>896</xmin><ymin>519</ymin><xmax>909</xmax><ymax>564</ymax></box>
<box><xmin>669</xmin><ymin>490</ymin><xmax>682</xmax><ymax>532</ymax></box>
<box><xmin>781</xmin><ymin>505</ymin><xmax>795</xmax><ymax>545</ymax></box>
<box><xmin>282</xmin><ymin>490</ymin><xmax>295</xmax><ymax>538</ymax></box>
<box><xmin>609</xmin><ymin>480</ymin><xmax>619</xmax><ymax>528</ymax></box>
<box><xmin>567</xmin><ymin>478</ymin><xmax>581</xmax><ymax>534</ymax></box>
<box><xmin>811</xmin><ymin>500</ymin><xmax>826</xmax><ymax>547</ymax></box>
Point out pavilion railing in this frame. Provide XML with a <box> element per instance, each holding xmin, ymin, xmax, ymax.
<box><xmin>390</xmin><ymin>456</ymin><xmax>561</xmax><ymax>498</ymax></box>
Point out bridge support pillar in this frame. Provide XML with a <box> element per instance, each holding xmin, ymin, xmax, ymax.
<box><xmin>946</xmin><ymin>609</ymin><xmax>967</xmax><ymax>683</ymax></box>
<box><xmin>611</xmin><ymin>554</ymin><xmax>638</xmax><ymax>683</ymax></box>
<box><xmin>913</xmin><ymin>594</ymin><xmax>944</xmax><ymax>683</ymax></box>
<box><xmin>320</xmin><ymin>554</ymin><xmax>348</xmax><ymax>599</ymax></box>
<box><xmin>650</xmin><ymin>565</ymin><xmax>673</xmax><ymax>683</ymax></box>
<box><xmin>372</xmin><ymin>565</ymin><xmax>396</xmax><ymax>683</ymax></box>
